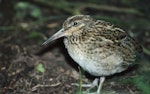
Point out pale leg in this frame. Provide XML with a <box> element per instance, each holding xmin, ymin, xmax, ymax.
<box><xmin>72</xmin><ymin>77</ymin><xmax>105</xmax><ymax>94</ymax></box>
<box><xmin>71</xmin><ymin>78</ymin><xmax>98</xmax><ymax>88</ymax></box>
<box><xmin>97</xmin><ymin>77</ymin><xmax>105</xmax><ymax>94</ymax></box>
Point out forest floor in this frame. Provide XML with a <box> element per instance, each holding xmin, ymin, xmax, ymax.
<box><xmin>0</xmin><ymin>0</ymin><xmax>150</xmax><ymax>94</ymax></box>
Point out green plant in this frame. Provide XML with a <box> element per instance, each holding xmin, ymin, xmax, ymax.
<box><xmin>36</xmin><ymin>63</ymin><xmax>45</xmax><ymax>73</ymax></box>
<box><xmin>133</xmin><ymin>76</ymin><xmax>150</xmax><ymax>94</ymax></box>
<box><xmin>75</xmin><ymin>67</ymin><xmax>84</xmax><ymax>94</ymax></box>
<box><xmin>15</xmin><ymin>2</ymin><xmax>42</xmax><ymax>19</ymax></box>
<box><xmin>121</xmin><ymin>75</ymin><xmax>150</xmax><ymax>94</ymax></box>
<box><xmin>29</xmin><ymin>31</ymin><xmax>42</xmax><ymax>38</ymax></box>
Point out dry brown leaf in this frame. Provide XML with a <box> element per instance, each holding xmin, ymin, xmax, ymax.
<box><xmin>47</xmin><ymin>22</ymin><xmax>58</xmax><ymax>28</ymax></box>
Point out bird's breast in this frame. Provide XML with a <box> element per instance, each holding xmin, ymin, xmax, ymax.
<box><xmin>64</xmin><ymin>38</ymin><xmax>88</xmax><ymax>69</ymax></box>
<box><xmin>63</xmin><ymin>38</ymin><xmax>127</xmax><ymax>76</ymax></box>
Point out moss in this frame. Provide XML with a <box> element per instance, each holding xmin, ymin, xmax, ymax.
<box><xmin>121</xmin><ymin>74</ymin><xmax>150</xmax><ymax>94</ymax></box>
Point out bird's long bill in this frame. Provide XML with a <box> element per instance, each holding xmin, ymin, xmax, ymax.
<box><xmin>42</xmin><ymin>28</ymin><xmax>64</xmax><ymax>46</ymax></box>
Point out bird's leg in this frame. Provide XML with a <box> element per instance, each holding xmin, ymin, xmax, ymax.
<box><xmin>82</xmin><ymin>78</ymin><xmax>99</xmax><ymax>93</ymax></box>
<box><xmin>72</xmin><ymin>78</ymin><xmax>99</xmax><ymax>93</ymax></box>
<box><xmin>96</xmin><ymin>77</ymin><xmax>105</xmax><ymax>94</ymax></box>
<box><xmin>71</xmin><ymin>78</ymin><xmax>98</xmax><ymax>88</ymax></box>
<box><xmin>83</xmin><ymin>77</ymin><xmax>105</xmax><ymax>94</ymax></box>
<box><xmin>72</xmin><ymin>77</ymin><xmax>105</xmax><ymax>94</ymax></box>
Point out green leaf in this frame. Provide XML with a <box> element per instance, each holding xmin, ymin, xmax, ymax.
<box><xmin>36</xmin><ymin>63</ymin><xmax>45</xmax><ymax>73</ymax></box>
<box><xmin>29</xmin><ymin>31</ymin><xmax>42</xmax><ymax>38</ymax></box>
<box><xmin>15</xmin><ymin>2</ymin><xmax>30</xmax><ymax>9</ymax></box>
<box><xmin>143</xmin><ymin>47</ymin><xmax>150</xmax><ymax>55</ymax></box>
<box><xmin>30</xmin><ymin>8</ymin><xmax>42</xmax><ymax>18</ymax></box>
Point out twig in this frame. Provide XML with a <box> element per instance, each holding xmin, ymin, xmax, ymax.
<box><xmin>32</xmin><ymin>0</ymin><xmax>143</xmax><ymax>16</ymax></box>
<box><xmin>0</xmin><ymin>30</ymin><xmax>18</xmax><ymax>44</ymax></box>
<box><xmin>32</xmin><ymin>82</ymin><xmax>61</xmax><ymax>91</ymax></box>
<box><xmin>126</xmin><ymin>86</ymin><xmax>135</xmax><ymax>94</ymax></box>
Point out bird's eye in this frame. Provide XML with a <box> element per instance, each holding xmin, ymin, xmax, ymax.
<box><xmin>73</xmin><ymin>22</ymin><xmax>78</xmax><ymax>26</ymax></box>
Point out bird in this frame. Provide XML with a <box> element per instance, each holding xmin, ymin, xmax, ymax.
<box><xmin>42</xmin><ymin>15</ymin><xmax>141</xmax><ymax>94</ymax></box>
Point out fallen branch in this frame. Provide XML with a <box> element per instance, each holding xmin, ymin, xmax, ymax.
<box><xmin>32</xmin><ymin>0</ymin><xmax>143</xmax><ymax>16</ymax></box>
<box><xmin>32</xmin><ymin>82</ymin><xmax>61</xmax><ymax>91</ymax></box>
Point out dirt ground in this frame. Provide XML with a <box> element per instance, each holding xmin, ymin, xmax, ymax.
<box><xmin>0</xmin><ymin>0</ymin><xmax>150</xmax><ymax>94</ymax></box>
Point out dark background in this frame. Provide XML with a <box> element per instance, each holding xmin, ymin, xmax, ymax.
<box><xmin>0</xmin><ymin>0</ymin><xmax>150</xmax><ymax>94</ymax></box>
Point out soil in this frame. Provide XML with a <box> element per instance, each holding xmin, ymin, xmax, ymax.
<box><xmin>0</xmin><ymin>0</ymin><xmax>150</xmax><ymax>94</ymax></box>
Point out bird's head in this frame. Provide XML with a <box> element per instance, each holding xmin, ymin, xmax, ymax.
<box><xmin>42</xmin><ymin>15</ymin><xmax>93</xmax><ymax>46</ymax></box>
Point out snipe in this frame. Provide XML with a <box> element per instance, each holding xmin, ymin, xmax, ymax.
<box><xmin>42</xmin><ymin>15</ymin><xmax>141</xmax><ymax>94</ymax></box>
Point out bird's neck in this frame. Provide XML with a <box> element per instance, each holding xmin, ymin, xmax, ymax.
<box><xmin>64</xmin><ymin>35</ymin><xmax>81</xmax><ymax>45</ymax></box>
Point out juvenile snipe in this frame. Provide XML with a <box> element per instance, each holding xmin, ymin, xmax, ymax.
<box><xmin>42</xmin><ymin>15</ymin><xmax>141</xmax><ymax>94</ymax></box>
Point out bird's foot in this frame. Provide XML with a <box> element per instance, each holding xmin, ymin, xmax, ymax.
<box><xmin>71</xmin><ymin>78</ymin><xmax>98</xmax><ymax>88</ymax></box>
<box><xmin>83</xmin><ymin>77</ymin><xmax>105</xmax><ymax>94</ymax></box>
<box><xmin>72</xmin><ymin>78</ymin><xmax>99</xmax><ymax>94</ymax></box>
<box><xmin>72</xmin><ymin>77</ymin><xmax>105</xmax><ymax>94</ymax></box>
<box><xmin>82</xmin><ymin>91</ymin><xmax>100</xmax><ymax>94</ymax></box>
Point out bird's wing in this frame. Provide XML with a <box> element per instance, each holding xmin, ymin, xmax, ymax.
<box><xmin>82</xmin><ymin>20</ymin><xmax>138</xmax><ymax>62</ymax></box>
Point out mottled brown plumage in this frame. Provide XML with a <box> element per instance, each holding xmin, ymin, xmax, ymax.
<box><xmin>42</xmin><ymin>15</ymin><xmax>141</xmax><ymax>94</ymax></box>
